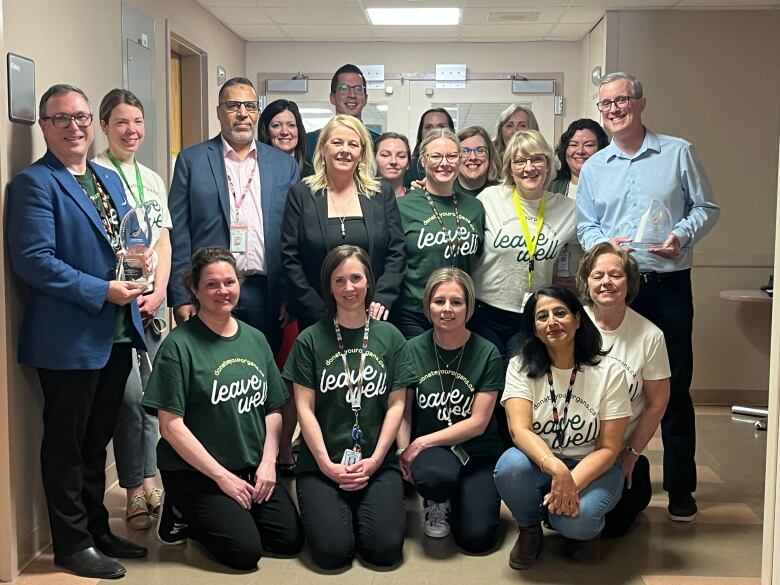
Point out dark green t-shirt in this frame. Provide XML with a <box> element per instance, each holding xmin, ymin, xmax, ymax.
<box><xmin>454</xmin><ymin>178</ymin><xmax>498</xmax><ymax>199</ymax></box>
<box><xmin>283</xmin><ymin>318</ymin><xmax>417</xmax><ymax>473</ymax></box>
<box><xmin>397</xmin><ymin>189</ymin><xmax>485</xmax><ymax>316</ymax></box>
<box><xmin>142</xmin><ymin>316</ymin><xmax>288</xmax><ymax>472</ymax></box>
<box><xmin>407</xmin><ymin>330</ymin><xmax>505</xmax><ymax>458</ymax></box>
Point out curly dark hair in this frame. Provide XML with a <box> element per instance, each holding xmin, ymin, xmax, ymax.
<box><xmin>554</xmin><ymin>119</ymin><xmax>609</xmax><ymax>182</ymax></box>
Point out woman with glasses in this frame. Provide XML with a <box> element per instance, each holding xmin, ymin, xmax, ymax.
<box><xmin>375</xmin><ymin>132</ymin><xmax>411</xmax><ymax>197</ymax></box>
<box><xmin>259</xmin><ymin>99</ymin><xmax>314</xmax><ymax>178</ymax></box>
<box><xmin>494</xmin><ymin>285</ymin><xmax>630</xmax><ymax>568</ymax></box>
<box><xmin>92</xmin><ymin>88</ymin><xmax>171</xmax><ymax>530</ymax></box>
<box><xmin>455</xmin><ymin>126</ymin><xmax>501</xmax><ymax>198</ymax></box>
<box><xmin>404</xmin><ymin>107</ymin><xmax>456</xmax><ymax>187</ymax></box>
<box><xmin>492</xmin><ymin>105</ymin><xmax>540</xmax><ymax>160</ymax></box>
<box><xmin>394</xmin><ymin>128</ymin><xmax>485</xmax><ymax>339</ymax></box>
<box><xmin>471</xmin><ymin>130</ymin><xmax>576</xmax><ymax>358</ymax></box>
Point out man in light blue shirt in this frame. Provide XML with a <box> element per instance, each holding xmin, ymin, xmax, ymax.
<box><xmin>577</xmin><ymin>72</ymin><xmax>719</xmax><ymax>525</ymax></box>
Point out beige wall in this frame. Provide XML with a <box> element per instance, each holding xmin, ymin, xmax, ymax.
<box><xmin>0</xmin><ymin>0</ymin><xmax>244</xmax><ymax>578</ymax></box>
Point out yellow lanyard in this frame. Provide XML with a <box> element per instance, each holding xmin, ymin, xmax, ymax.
<box><xmin>511</xmin><ymin>188</ymin><xmax>546</xmax><ymax>288</ymax></box>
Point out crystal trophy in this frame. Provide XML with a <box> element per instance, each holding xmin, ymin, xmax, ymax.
<box><xmin>630</xmin><ymin>200</ymin><xmax>673</xmax><ymax>249</ymax></box>
<box><xmin>117</xmin><ymin>201</ymin><xmax>155</xmax><ymax>285</ymax></box>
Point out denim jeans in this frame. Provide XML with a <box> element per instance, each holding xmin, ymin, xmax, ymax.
<box><xmin>494</xmin><ymin>448</ymin><xmax>624</xmax><ymax>541</ymax></box>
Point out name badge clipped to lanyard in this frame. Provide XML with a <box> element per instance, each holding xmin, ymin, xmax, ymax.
<box><xmin>227</xmin><ymin>166</ymin><xmax>256</xmax><ymax>254</ymax></box>
<box><xmin>556</xmin><ymin>247</ymin><xmax>571</xmax><ymax>278</ymax></box>
<box><xmin>334</xmin><ymin>317</ymin><xmax>371</xmax><ymax>466</ymax></box>
<box><xmin>512</xmin><ymin>188</ymin><xmax>546</xmax><ymax>313</ymax></box>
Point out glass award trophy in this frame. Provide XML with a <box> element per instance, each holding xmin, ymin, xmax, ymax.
<box><xmin>631</xmin><ymin>200</ymin><xmax>673</xmax><ymax>248</ymax></box>
<box><xmin>117</xmin><ymin>201</ymin><xmax>155</xmax><ymax>285</ymax></box>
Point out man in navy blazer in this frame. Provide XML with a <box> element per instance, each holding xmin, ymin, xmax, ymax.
<box><xmin>7</xmin><ymin>85</ymin><xmax>148</xmax><ymax>579</ymax></box>
<box><xmin>168</xmin><ymin>77</ymin><xmax>299</xmax><ymax>353</ymax></box>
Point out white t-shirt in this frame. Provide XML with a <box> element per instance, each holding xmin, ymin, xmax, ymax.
<box><xmin>502</xmin><ymin>357</ymin><xmax>631</xmax><ymax>460</ymax></box>
<box><xmin>472</xmin><ymin>185</ymin><xmax>576</xmax><ymax>313</ymax></box>
<box><xmin>584</xmin><ymin>306</ymin><xmax>671</xmax><ymax>441</ymax></box>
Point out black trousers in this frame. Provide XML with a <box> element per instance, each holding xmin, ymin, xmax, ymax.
<box><xmin>162</xmin><ymin>468</ymin><xmax>303</xmax><ymax>571</ymax></box>
<box><xmin>391</xmin><ymin>309</ymin><xmax>431</xmax><ymax>340</ymax></box>
<box><xmin>37</xmin><ymin>343</ymin><xmax>133</xmax><ymax>556</ymax></box>
<box><xmin>296</xmin><ymin>467</ymin><xmax>406</xmax><ymax>570</ymax></box>
<box><xmin>233</xmin><ymin>274</ymin><xmax>282</xmax><ymax>354</ymax></box>
<box><xmin>631</xmin><ymin>269</ymin><xmax>696</xmax><ymax>495</ymax></box>
<box><xmin>410</xmin><ymin>447</ymin><xmax>501</xmax><ymax>553</ymax></box>
<box><xmin>603</xmin><ymin>455</ymin><xmax>652</xmax><ymax>538</ymax></box>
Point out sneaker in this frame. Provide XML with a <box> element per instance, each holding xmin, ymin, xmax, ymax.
<box><xmin>667</xmin><ymin>492</ymin><xmax>697</xmax><ymax>522</ymax></box>
<box><xmin>509</xmin><ymin>524</ymin><xmax>543</xmax><ymax>570</ymax></box>
<box><xmin>423</xmin><ymin>499</ymin><xmax>451</xmax><ymax>538</ymax></box>
<box><xmin>157</xmin><ymin>493</ymin><xmax>188</xmax><ymax>545</ymax></box>
<box><xmin>145</xmin><ymin>488</ymin><xmax>163</xmax><ymax>518</ymax></box>
<box><xmin>126</xmin><ymin>493</ymin><xmax>151</xmax><ymax>530</ymax></box>
<box><xmin>563</xmin><ymin>535</ymin><xmax>600</xmax><ymax>562</ymax></box>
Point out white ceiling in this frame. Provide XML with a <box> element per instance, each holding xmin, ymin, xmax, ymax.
<box><xmin>196</xmin><ymin>0</ymin><xmax>780</xmax><ymax>42</ymax></box>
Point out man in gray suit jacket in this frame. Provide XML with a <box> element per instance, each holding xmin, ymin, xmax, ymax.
<box><xmin>168</xmin><ymin>77</ymin><xmax>300</xmax><ymax>352</ymax></box>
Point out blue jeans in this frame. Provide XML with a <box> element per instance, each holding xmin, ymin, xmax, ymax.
<box><xmin>494</xmin><ymin>448</ymin><xmax>624</xmax><ymax>541</ymax></box>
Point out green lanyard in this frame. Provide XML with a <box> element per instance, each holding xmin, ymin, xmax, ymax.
<box><xmin>511</xmin><ymin>187</ymin><xmax>546</xmax><ymax>288</ymax></box>
<box><xmin>106</xmin><ymin>151</ymin><xmax>145</xmax><ymax>206</ymax></box>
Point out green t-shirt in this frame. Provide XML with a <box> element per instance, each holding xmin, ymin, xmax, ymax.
<box><xmin>142</xmin><ymin>316</ymin><xmax>288</xmax><ymax>472</ymax></box>
<box><xmin>283</xmin><ymin>318</ymin><xmax>417</xmax><ymax>473</ymax></box>
<box><xmin>397</xmin><ymin>189</ymin><xmax>485</xmax><ymax>316</ymax></box>
<box><xmin>407</xmin><ymin>330</ymin><xmax>505</xmax><ymax>458</ymax></box>
<box><xmin>454</xmin><ymin>178</ymin><xmax>498</xmax><ymax>199</ymax></box>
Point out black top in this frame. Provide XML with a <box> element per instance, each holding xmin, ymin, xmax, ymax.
<box><xmin>326</xmin><ymin>217</ymin><xmax>370</xmax><ymax>251</ymax></box>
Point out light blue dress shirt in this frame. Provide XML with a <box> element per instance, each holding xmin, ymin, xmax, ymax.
<box><xmin>576</xmin><ymin>129</ymin><xmax>719</xmax><ymax>273</ymax></box>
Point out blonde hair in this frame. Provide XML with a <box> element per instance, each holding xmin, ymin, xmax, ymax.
<box><xmin>501</xmin><ymin>129</ymin><xmax>556</xmax><ymax>189</ymax></box>
<box><xmin>422</xmin><ymin>268</ymin><xmax>476</xmax><ymax>323</ymax></box>
<box><xmin>492</xmin><ymin>104</ymin><xmax>539</xmax><ymax>158</ymax></box>
<box><xmin>304</xmin><ymin>114</ymin><xmax>380</xmax><ymax>196</ymax></box>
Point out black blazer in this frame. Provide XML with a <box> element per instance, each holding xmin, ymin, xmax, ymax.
<box><xmin>281</xmin><ymin>180</ymin><xmax>406</xmax><ymax>328</ymax></box>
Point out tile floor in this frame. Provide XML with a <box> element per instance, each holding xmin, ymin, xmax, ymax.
<box><xmin>15</xmin><ymin>407</ymin><xmax>766</xmax><ymax>584</ymax></box>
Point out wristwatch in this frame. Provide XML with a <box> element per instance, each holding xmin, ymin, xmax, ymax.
<box><xmin>625</xmin><ymin>446</ymin><xmax>640</xmax><ymax>456</ymax></box>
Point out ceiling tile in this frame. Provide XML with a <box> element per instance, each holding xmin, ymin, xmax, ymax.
<box><xmin>464</xmin><ymin>0</ymin><xmax>568</xmax><ymax>6</ymax></box>
<box><xmin>266</xmin><ymin>7</ymin><xmax>367</xmax><ymax>24</ymax></box>
<box><xmin>547</xmin><ymin>22</ymin><xmax>594</xmax><ymax>39</ymax></box>
<box><xmin>559</xmin><ymin>7</ymin><xmax>606</xmax><ymax>23</ymax></box>
<box><xmin>676</xmin><ymin>0</ymin><xmax>779</xmax><ymax>5</ymax></box>
<box><xmin>361</xmin><ymin>0</ymin><xmax>462</xmax><ymax>6</ymax></box>
<box><xmin>460</xmin><ymin>23</ymin><xmax>554</xmax><ymax>37</ymax></box>
<box><xmin>229</xmin><ymin>24</ymin><xmax>287</xmax><ymax>40</ymax></box>
<box><xmin>278</xmin><ymin>24</ymin><xmax>373</xmax><ymax>39</ymax></box>
<box><xmin>199</xmin><ymin>0</ymin><xmax>261</xmax><ymax>6</ymax></box>
<box><xmin>206</xmin><ymin>6</ymin><xmax>272</xmax><ymax>25</ymax></box>
<box><xmin>253</xmin><ymin>0</ymin><xmax>360</xmax><ymax>6</ymax></box>
<box><xmin>461</xmin><ymin>36</ymin><xmax>546</xmax><ymax>42</ymax></box>
<box><xmin>571</xmin><ymin>0</ymin><xmax>676</xmax><ymax>6</ymax></box>
<box><xmin>372</xmin><ymin>25</ymin><xmax>460</xmax><ymax>38</ymax></box>
<box><xmin>461</xmin><ymin>7</ymin><xmax>565</xmax><ymax>25</ymax></box>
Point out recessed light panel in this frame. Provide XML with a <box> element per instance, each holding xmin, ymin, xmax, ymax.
<box><xmin>367</xmin><ymin>8</ymin><xmax>461</xmax><ymax>26</ymax></box>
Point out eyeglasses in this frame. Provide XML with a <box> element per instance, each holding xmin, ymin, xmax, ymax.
<box><xmin>426</xmin><ymin>152</ymin><xmax>461</xmax><ymax>165</ymax></box>
<box><xmin>220</xmin><ymin>100</ymin><xmax>259</xmax><ymax>113</ymax></box>
<box><xmin>596</xmin><ymin>95</ymin><xmax>638</xmax><ymax>112</ymax></box>
<box><xmin>335</xmin><ymin>83</ymin><xmax>366</xmax><ymax>95</ymax></box>
<box><xmin>512</xmin><ymin>154</ymin><xmax>547</xmax><ymax>168</ymax></box>
<box><xmin>41</xmin><ymin>112</ymin><xmax>93</xmax><ymax>129</ymax></box>
<box><xmin>461</xmin><ymin>146</ymin><xmax>488</xmax><ymax>158</ymax></box>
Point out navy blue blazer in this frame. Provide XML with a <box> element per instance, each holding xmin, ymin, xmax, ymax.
<box><xmin>7</xmin><ymin>151</ymin><xmax>145</xmax><ymax>370</ymax></box>
<box><xmin>167</xmin><ymin>137</ymin><xmax>300</xmax><ymax>318</ymax></box>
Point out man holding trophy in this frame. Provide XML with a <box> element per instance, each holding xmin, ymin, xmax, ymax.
<box><xmin>7</xmin><ymin>84</ymin><xmax>148</xmax><ymax>579</ymax></box>
<box><xmin>577</xmin><ymin>72</ymin><xmax>720</xmax><ymax>524</ymax></box>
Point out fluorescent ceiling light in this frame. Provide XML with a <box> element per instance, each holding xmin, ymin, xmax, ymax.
<box><xmin>367</xmin><ymin>8</ymin><xmax>461</xmax><ymax>26</ymax></box>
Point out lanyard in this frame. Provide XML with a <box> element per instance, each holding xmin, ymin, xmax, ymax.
<box><xmin>226</xmin><ymin>162</ymin><xmax>257</xmax><ymax>219</ymax></box>
<box><xmin>511</xmin><ymin>188</ymin><xmax>546</xmax><ymax>288</ymax></box>
<box><xmin>424</xmin><ymin>191</ymin><xmax>462</xmax><ymax>266</ymax></box>
<box><xmin>333</xmin><ymin>317</ymin><xmax>371</xmax><ymax>451</ymax></box>
<box><xmin>433</xmin><ymin>339</ymin><xmax>466</xmax><ymax>427</ymax></box>
<box><xmin>106</xmin><ymin>151</ymin><xmax>145</xmax><ymax>206</ymax></box>
<box><xmin>545</xmin><ymin>368</ymin><xmax>578</xmax><ymax>451</ymax></box>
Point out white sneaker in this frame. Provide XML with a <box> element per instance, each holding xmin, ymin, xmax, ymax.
<box><xmin>423</xmin><ymin>499</ymin><xmax>451</xmax><ymax>538</ymax></box>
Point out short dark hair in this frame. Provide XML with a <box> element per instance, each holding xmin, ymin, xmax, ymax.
<box><xmin>330</xmin><ymin>64</ymin><xmax>367</xmax><ymax>95</ymax></box>
<box><xmin>576</xmin><ymin>242</ymin><xmax>640</xmax><ymax>306</ymax></box>
<box><xmin>39</xmin><ymin>84</ymin><xmax>90</xmax><ymax>120</ymax></box>
<box><xmin>98</xmin><ymin>88</ymin><xmax>144</xmax><ymax>125</ymax></box>
<box><xmin>513</xmin><ymin>285</ymin><xmax>605</xmax><ymax>378</ymax></box>
<box><xmin>259</xmin><ymin>99</ymin><xmax>307</xmax><ymax>170</ymax></box>
<box><xmin>320</xmin><ymin>245</ymin><xmax>375</xmax><ymax>317</ymax></box>
<box><xmin>554</xmin><ymin>118</ymin><xmax>609</xmax><ymax>182</ymax></box>
<box><xmin>413</xmin><ymin>107</ymin><xmax>455</xmax><ymax>157</ymax></box>
<box><xmin>218</xmin><ymin>77</ymin><xmax>255</xmax><ymax>103</ymax></box>
<box><xmin>183</xmin><ymin>247</ymin><xmax>238</xmax><ymax>308</ymax></box>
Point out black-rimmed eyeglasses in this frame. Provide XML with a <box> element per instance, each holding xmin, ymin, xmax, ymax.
<box><xmin>596</xmin><ymin>95</ymin><xmax>638</xmax><ymax>112</ymax></box>
<box><xmin>220</xmin><ymin>100</ymin><xmax>259</xmax><ymax>113</ymax></box>
<box><xmin>41</xmin><ymin>112</ymin><xmax>93</xmax><ymax>129</ymax></box>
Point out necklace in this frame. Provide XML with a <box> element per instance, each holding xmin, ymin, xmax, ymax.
<box><xmin>328</xmin><ymin>188</ymin><xmax>357</xmax><ymax>239</ymax></box>
<box><xmin>433</xmin><ymin>338</ymin><xmax>466</xmax><ymax>427</ymax></box>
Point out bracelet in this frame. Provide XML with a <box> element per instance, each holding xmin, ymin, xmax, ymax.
<box><xmin>540</xmin><ymin>453</ymin><xmax>554</xmax><ymax>473</ymax></box>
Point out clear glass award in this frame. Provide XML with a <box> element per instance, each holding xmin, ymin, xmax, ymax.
<box><xmin>117</xmin><ymin>201</ymin><xmax>155</xmax><ymax>285</ymax></box>
<box><xmin>631</xmin><ymin>200</ymin><xmax>673</xmax><ymax>249</ymax></box>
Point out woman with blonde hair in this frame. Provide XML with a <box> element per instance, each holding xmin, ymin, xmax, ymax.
<box><xmin>282</xmin><ymin>114</ymin><xmax>405</xmax><ymax>331</ymax></box>
<box><xmin>492</xmin><ymin>104</ymin><xmax>540</xmax><ymax>160</ymax></box>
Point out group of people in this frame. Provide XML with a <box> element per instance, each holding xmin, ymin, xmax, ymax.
<box><xmin>6</xmin><ymin>63</ymin><xmax>719</xmax><ymax>579</ymax></box>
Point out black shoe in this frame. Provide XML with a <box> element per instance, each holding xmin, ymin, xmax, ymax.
<box><xmin>54</xmin><ymin>546</ymin><xmax>127</xmax><ymax>579</ymax></box>
<box><xmin>508</xmin><ymin>524</ymin><xmax>543</xmax><ymax>570</ymax></box>
<box><xmin>563</xmin><ymin>535</ymin><xmax>600</xmax><ymax>562</ymax></box>
<box><xmin>667</xmin><ymin>492</ymin><xmax>697</xmax><ymax>522</ymax></box>
<box><xmin>93</xmin><ymin>532</ymin><xmax>147</xmax><ymax>559</ymax></box>
<box><xmin>157</xmin><ymin>492</ymin><xmax>188</xmax><ymax>545</ymax></box>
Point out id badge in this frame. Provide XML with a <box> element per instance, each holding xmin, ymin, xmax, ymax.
<box><xmin>556</xmin><ymin>249</ymin><xmax>571</xmax><ymax>277</ymax></box>
<box><xmin>451</xmin><ymin>444</ymin><xmax>470</xmax><ymax>466</ymax></box>
<box><xmin>230</xmin><ymin>222</ymin><xmax>248</xmax><ymax>253</ymax></box>
<box><xmin>520</xmin><ymin>291</ymin><xmax>533</xmax><ymax>312</ymax></box>
<box><xmin>341</xmin><ymin>448</ymin><xmax>363</xmax><ymax>466</ymax></box>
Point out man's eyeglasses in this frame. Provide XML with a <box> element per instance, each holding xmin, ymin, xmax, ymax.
<box><xmin>335</xmin><ymin>83</ymin><xmax>366</xmax><ymax>95</ymax></box>
<box><xmin>41</xmin><ymin>112</ymin><xmax>93</xmax><ymax>129</ymax></box>
<box><xmin>512</xmin><ymin>154</ymin><xmax>547</xmax><ymax>168</ymax></box>
<box><xmin>462</xmin><ymin>146</ymin><xmax>488</xmax><ymax>158</ymax></box>
<box><xmin>220</xmin><ymin>100</ymin><xmax>259</xmax><ymax>113</ymax></box>
<box><xmin>596</xmin><ymin>95</ymin><xmax>638</xmax><ymax>112</ymax></box>
<box><xmin>426</xmin><ymin>152</ymin><xmax>461</xmax><ymax>165</ymax></box>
